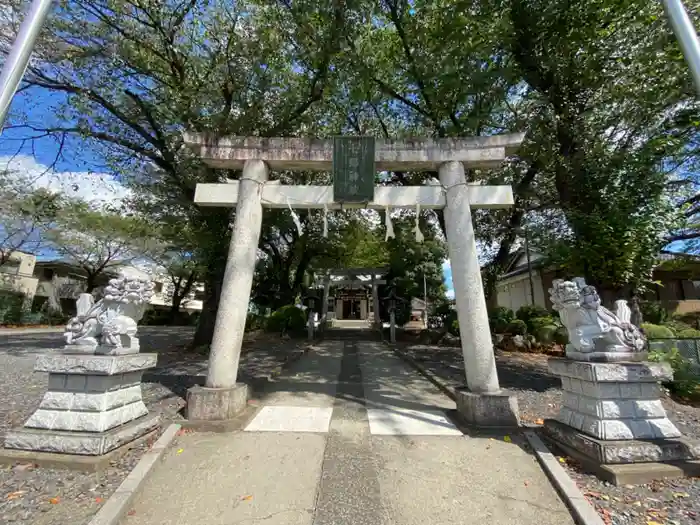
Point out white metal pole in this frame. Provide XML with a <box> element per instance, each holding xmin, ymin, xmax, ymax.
<box><xmin>0</xmin><ymin>0</ymin><xmax>54</xmax><ymax>130</ymax></box>
<box><xmin>662</xmin><ymin>0</ymin><xmax>700</xmax><ymax>94</ymax></box>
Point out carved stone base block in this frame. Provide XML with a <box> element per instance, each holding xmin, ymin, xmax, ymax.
<box><xmin>186</xmin><ymin>384</ymin><xmax>249</xmax><ymax>421</ymax></box>
<box><xmin>545</xmin><ymin>358</ymin><xmax>700</xmax><ymax>483</ymax></box>
<box><xmin>549</xmin><ymin>358</ymin><xmax>681</xmax><ymax>440</ymax></box>
<box><xmin>4</xmin><ymin>353</ymin><xmax>158</xmax><ymax>456</ymax></box>
<box><xmin>455</xmin><ymin>387</ymin><xmax>521</xmax><ymax>427</ymax></box>
<box><xmin>4</xmin><ymin>414</ymin><xmax>160</xmax><ymax>456</ymax></box>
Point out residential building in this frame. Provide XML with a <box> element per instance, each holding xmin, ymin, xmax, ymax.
<box><xmin>18</xmin><ymin>257</ymin><xmax>204</xmax><ymax>316</ymax></box>
<box><xmin>0</xmin><ymin>251</ymin><xmax>39</xmax><ymax>300</ymax></box>
<box><xmin>492</xmin><ymin>249</ymin><xmax>700</xmax><ymax>314</ymax></box>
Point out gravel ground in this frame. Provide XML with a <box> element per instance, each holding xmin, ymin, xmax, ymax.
<box><xmin>0</xmin><ymin>327</ymin><xmax>310</xmax><ymax>525</ymax></box>
<box><xmin>398</xmin><ymin>343</ymin><xmax>700</xmax><ymax>525</ymax></box>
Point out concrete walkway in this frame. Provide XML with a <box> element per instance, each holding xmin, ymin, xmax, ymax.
<box><xmin>123</xmin><ymin>339</ymin><xmax>574</xmax><ymax>525</ymax></box>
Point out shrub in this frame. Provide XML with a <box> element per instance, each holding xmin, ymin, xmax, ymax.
<box><xmin>266</xmin><ymin>305</ymin><xmax>307</xmax><ymax>334</ymax></box>
<box><xmin>641</xmin><ymin>323</ymin><xmax>675</xmax><ymax>340</ymax></box>
<box><xmin>553</xmin><ymin>326</ymin><xmax>569</xmax><ymax>345</ymax></box>
<box><xmin>648</xmin><ymin>347</ymin><xmax>699</xmax><ymax>399</ymax></box>
<box><xmin>0</xmin><ymin>292</ymin><xmax>27</xmax><ymax>325</ymax></box>
<box><xmin>245</xmin><ymin>313</ymin><xmax>265</xmax><ymax>332</ymax></box>
<box><xmin>676</xmin><ymin>329</ymin><xmax>700</xmax><ymax>339</ymax></box>
<box><xmin>449</xmin><ymin>318</ymin><xmax>460</xmax><ymax>336</ymax></box>
<box><xmin>141</xmin><ymin>308</ymin><xmax>172</xmax><ymax>326</ymax></box>
<box><xmin>488</xmin><ymin>307</ymin><xmax>514</xmax><ymax>334</ymax></box>
<box><xmin>505</xmin><ymin>319</ymin><xmax>527</xmax><ymax>335</ymax></box>
<box><xmin>639</xmin><ymin>301</ymin><xmax>668</xmax><ymax>325</ymax></box>
<box><xmin>516</xmin><ymin>305</ymin><xmax>550</xmax><ymax>330</ymax></box>
<box><xmin>528</xmin><ymin>315</ymin><xmax>557</xmax><ymax>332</ymax></box>
<box><xmin>533</xmin><ymin>324</ymin><xmax>559</xmax><ymax>344</ymax></box>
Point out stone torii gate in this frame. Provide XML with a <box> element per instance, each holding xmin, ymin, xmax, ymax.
<box><xmin>184</xmin><ymin>133</ymin><xmax>524</xmax><ymax>427</ymax></box>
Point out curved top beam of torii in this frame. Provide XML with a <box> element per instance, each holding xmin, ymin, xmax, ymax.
<box><xmin>184</xmin><ymin>132</ymin><xmax>525</xmax><ymax>211</ymax></box>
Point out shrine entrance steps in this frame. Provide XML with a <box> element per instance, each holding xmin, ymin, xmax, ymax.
<box><xmin>123</xmin><ymin>340</ymin><xmax>573</xmax><ymax>525</ymax></box>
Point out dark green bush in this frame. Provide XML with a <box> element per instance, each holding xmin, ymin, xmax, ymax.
<box><xmin>533</xmin><ymin>324</ymin><xmax>559</xmax><ymax>344</ymax></box>
<box><xmin>528</xmin><ymin>315</ymin><xmax>557</xmax><ymax>332</ymax></box>
<box><xmin>506</xmin><ymin>319</ymin><xmax>527</xmax><ymax>335</ymax></box>
<box><xmin>641</xmin><ymin>323</ymin><xmax>675</xmax><ymax>339</ymax></box>
<box><xmin>639</xmin><ymin>301</ymin><xmax>668</xmax><ymax>325</ymax></box>
<box><xmin>0</xmin><ymin>292</ymin><xmax>28</xmax><ymax>325</ymax></box>
<box><xmin>266</xmin><ymin>305</ymin><xmax>307</xmax><ymax>334</ymax></box>
<box><xmin>516</xmin><ymin>305</ymin><xmax>550</xmax><ymax>331</ymax></box>
<box><xmin>648</xmin><ymin>347</ymin><xmax>699</xmax><ymax>399</ymax></box>
<box><xmin>554</xmin><ymin>326</ymin><xmax>569</xmax><ymax>345</ymax></box>
<box><xmin>488</xmin><ymin>307</ymin><xmax>514</xmax><ymax>333</ymax></box>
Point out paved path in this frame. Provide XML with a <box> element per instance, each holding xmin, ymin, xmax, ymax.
<box><xmin>123</xmin><ymin>338</ymin><xmax>574</xmax><ymax>525</ymax></box>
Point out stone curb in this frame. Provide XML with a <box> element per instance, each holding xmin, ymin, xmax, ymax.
<box><xmin>388</xmin><ymin>343</ymin><xmax>457</xmax><ymax>401</ymax></box>
<box><xmin>524</xmin><ymin>430</ymin><xmax>606</xmax><ymax>525</ymax></box>
<box><xmin>0</xmin><ymin>327</ymin><xmax>64</xmax><ymax>335</ymax></box>
<box><xmin>87</xmin><ymin>423</ymin><xmax>181</xmax><ymax>525</ymax></box>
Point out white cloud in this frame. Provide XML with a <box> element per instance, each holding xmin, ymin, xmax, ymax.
<box><xmin>442</xmin><ymin>259</ymin><xmax>451</xmax><ymax>271</ymax></box>
<box><xmin>446</xmin><ymin>288</ymin><xmax>455</xmax><ymax>299</ymax></box>
<box><xmin>0</xmin><ymin>155</ymin><xmax>131</xmax><ymax>207</ymax></box>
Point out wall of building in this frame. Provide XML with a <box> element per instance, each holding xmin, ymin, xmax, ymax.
<box><xmin>0</xmin><ymin>252</ymin><xmax>39</xmax><ymax>299</ymax></box>
<box><xmin>495</xmin><ymin>271</ymin><xmax>547</xmax><ymax>312</ymax></box>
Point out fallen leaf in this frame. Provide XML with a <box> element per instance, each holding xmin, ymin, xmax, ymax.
<box><xmin>524</xmin><ymin>481</ymin><xmax>529</xmax><ymax>487</ymax></box>
<box><xmin>646</xmin><ymin>521</ymin><xmax>663</xmax><ymax>525</ymax></box>
<box><xmin>241</xmin><ymin>495</ymin><xmax>253</xmax><ymax>501</ymax></box>
<box><xmin>6</xmin><ymin>491</ymin><xmax>26</xmax><ymax>500</ymax></box>
<box><xmin>49</xmin><ymin>497</ymin><xmax>60</xmax><ymax>504</ymax></box>
<box><xmin>600</xmin><ymin>494</ymin><xmax>610</xmax><ymax>501</ymax></box>
<box><xmin>633</xmin><ymin>501</ymin><xmax>642</xmax><ymax>507</ymax></box>
<box><xmin>176</xmin><ymin>448</ymin><xmax>184</xmax><ymax>454</ymax></box>
<box><xmin>127</xmin><ymin>510</ymin><xmax>136</xmax><ymax>516</ymax></box>
<box><xmin>503</xmin><ymin>436</ymin><xmax>512</xmax><ymax>443</ymax></box>
<box><xmin>534</xmin><ymin>418</ymin><xmax>544</xmax><ymax>425</ymax></box>
<box><xmin>95</xmin><ymin>497</ymin><xmax>103</xmax><ymax>503</ymax></box>
<box><xmin>672</xmin><ymin>492</ymin><xmax>689</xmax><ymax>498</ymax></box>
<box><xmin>558</xmin><ymin>457</ymin><xmax>566</xmax><ymax>463</ymax></box>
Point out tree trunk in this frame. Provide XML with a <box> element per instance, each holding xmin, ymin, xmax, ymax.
<box><xmin>85</xmin><ymin>273</ymin><xmax>97</xmax><ymax>293</ymax></box>
<box><xmin>168</xmin><ymin>272</ymin><xmax>196</xmax><ymax>325</ymax></box>
<box><xmin>191</xmin><ymin>215</ymin><xmax>230</xmax><ymax>348</ymax></box>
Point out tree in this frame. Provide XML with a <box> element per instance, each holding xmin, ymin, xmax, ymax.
<box><xmin>46</xmin><ymin>203</ymin><xmax>153</xmax><ymax>292</ymax></box>
<box><xmin>0</xmin><ymin>169</ymin><xmax>63</xmax><ymax>265</ymax></box>
<box><xmin>382</xmin><ymin>210</ymin><xmax>447</xmax><ymax>325</ymax></box>
<box><xmin>506</xmin><ymin>0</ymin><xmax>699</xmax><ymax>295</ymax></box>
<box><xmin>7</xmin><ymin>0</ymin><xmax>352</xmax><ymax>346</ymax></box>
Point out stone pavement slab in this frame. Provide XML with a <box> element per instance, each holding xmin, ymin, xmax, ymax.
<box><xmin>118</xmin><ymin>337</ymin><xmax>575</xmax><ymax>525</ymax></box>
<box><xmin>122</xmin><ymin>431</ymin><xmax>324</xmax><ymax>525</ymax></box>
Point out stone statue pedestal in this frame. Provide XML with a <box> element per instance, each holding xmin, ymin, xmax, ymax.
<box><xmin>4</xmin><ymin>353</ymin><xmax>159</xmax><ymax>457</ymax></box>
<box><xmin>544</xmin><ymin>358</ymin><xmax>700</xmax><ymax>484</ymax></box>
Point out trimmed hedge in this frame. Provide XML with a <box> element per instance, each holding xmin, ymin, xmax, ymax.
<box><xmin>641</xmin><ymin>323</ymin><xmax>675</xmax><ymax>339</ymax></box>
<box><xmin>266</xmin><ymin>305</ymin><xmax>307</xmax><ymax>334</ymax></box>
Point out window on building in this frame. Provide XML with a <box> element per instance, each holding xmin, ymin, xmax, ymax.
<box><xmin>153</xmin><ymin>282</ymin><xmax>163</xmax><ymax>294</ymax></box>
<box><xmin>194</xmin><ymin>290</ymin><xmax>206</xmax><ymax>301</ymax></box>
<box><xmin>44</xmin><ymin>268</ymin><xmax>55</xmax><ymax>280</ymax></box>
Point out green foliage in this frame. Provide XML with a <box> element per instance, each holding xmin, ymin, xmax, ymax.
<box><xmin>554</xmin><ymin>326</ymin><xmax>570</xmax><ymax>346</ymax></box>
<box><xmin>641</xmin><ymin>323</ymin><xmax>675</xmax><ymax>340</ymax></box>
<box><xmin>676</xmin><ymin>329</ymin><xmax>700</xmax><ymax>339</ymax></box>
<box><xmin>383</xmin><ymin>214</ymin><xmax>448</xmax><ymax>326</ymax></box>
<box><xmin>648</xmin><ymin>348</ymin><xmax>700</xmax><ymax>399</ymax></box>
<box><xmin>534</xmin><ymin>324</ymin><xmax>559</xmax><ymax>344</ymax></box>
<box><xmin>488</xmin><ymin>307</ymin><xmax>515</xmax><ymax>333</ymax></box>
<box><xmin>640</xmin><ymin>302</ymin><xmax>669</xmax><ymax>325</ymax></box>
<box><xmin>0</xmin><ymin>292</ymin><xmax>28</xmax><ymax>325</ymax></box>
<box><xmin>515</xmin><ymin>305</ymin><xmax>551</xmax><ymax>332</ymax></box>
<box><xmin>450</xmin><ymin>319</ymin><xmax>460</xmax><ymax>336</ymax></box>
<box><xmin>245</xmin><ymin>313</ymin><xmax>266</xmax><ymax>332</ymax></box>
<box><xmin>506</xmin><ymin>319</ymin><xmax>528</xmax><ymax>335</ymax></box>
<box><xmin>266</xmin><ymin>305</ymin><xmax>307</xmax><ymax>335</ymax></box>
